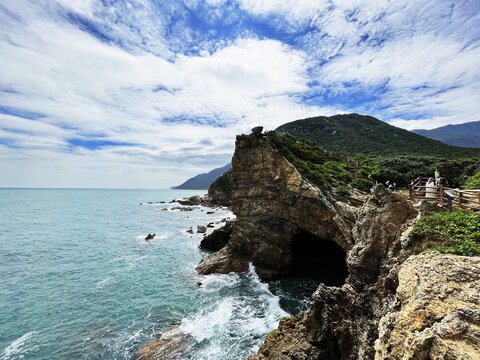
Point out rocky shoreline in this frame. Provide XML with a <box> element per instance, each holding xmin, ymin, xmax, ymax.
<box><xmin>197</xmin><ymin>128</ymin><xmax>480</xmax><ymax>359</ymax></box>
<box><xmin>138</xmin><ymin>127</ymin><xmax>479</xmax><ymax>359</ymax></box>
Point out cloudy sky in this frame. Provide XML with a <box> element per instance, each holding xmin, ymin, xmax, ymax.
<box><xmin>0</xmin><ymin>0</ymin><xmax>479</xmax><ymax>188</ymax></box>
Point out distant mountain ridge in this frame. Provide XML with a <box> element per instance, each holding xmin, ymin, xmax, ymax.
<box><xmin>173</xmin><ymin>163</ymin><xmax>232</xmax><ymax>190</ymax></box>
<box><xmin>275</xmin><ymin>113</ymin><xmax>480</xmax><ymax>157</ymax></box>
<box><xmin>412</xmin><ymin>121</ymin><xmax>480</xmax><ymax>148</ymax></box>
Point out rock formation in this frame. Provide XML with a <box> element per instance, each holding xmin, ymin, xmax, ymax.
<box><xmin>196</xmin><ymin>129</ymin><xmax>357</xmax><ymax>280</ymax></box>
<box><xmin>194</xmin><ymin>127</ymin><xmax>479</xmax><ymax>359</ymax></box>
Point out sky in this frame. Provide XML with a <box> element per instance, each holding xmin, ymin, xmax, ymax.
<box><xmin>0</xmin><ymin>0</ymin><xmax>479</xmax><ymax>188</ymax></box>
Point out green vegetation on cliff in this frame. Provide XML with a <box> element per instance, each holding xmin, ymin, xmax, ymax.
<box><xmin>266</xmin><ymin>131</ymin><xmax>374</xmax><ymax>193</ymax></box>
<box><xmin>410</xmin><ymin>210</ymin><xmax>480</xmax><ymax>256</ymax></box>
<box><xmin>359</xmin><ymin>155</ymin><xmax>479</xmax><ymax>188</ymax></box>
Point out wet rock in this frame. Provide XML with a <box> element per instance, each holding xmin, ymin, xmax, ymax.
<box><xmin>206</xmin><ymin>223</ymin><xmax>214</xmax><ymax>228</ymax></box>
<box><xmin>169</xmin><ymin>199</ymin><xmax>176</xmax><ymax>203</ymax></box>
<box><xmin>207</xmin><ymin>211</ymin><xmax>215</xmax><ymax>214</ymax></box>
<box><xmin>162</xmin><ymin>208</ymin><xmax>168</xmax><ymax>211</ymax></box>
<box><xmin>136</xmin><ymin>324</ymin><xmax>188</xmax><ymax>360</ymax></box>
<box><xmin>178</xmin><ymin>195</ymin><xmax>202</xmax><ymax>206</ymax></box>
<box><xmin>145</xmin><ymin>233</ymin><xmax>156</xmax><ymax>241</ymax></box>
<box><xmin>199</xmin><ymin>221</ymin><xmax>234</xmax><ymax>252</ymax></box>
<box><xmin>186</xmin><ymin>228</ymin><xmax>193</xmax><ymax>234</ymax></box>
<box><xmin>139</xmin><ymin>202</ymin><xmax>143</xmax><ymax>205</ymax></box>
<box><xmin>171</xmin><ymin>206</ymin><xmax>195</xmax><ymax>211</ymax></box>
<box><xmin>197</xmin><ymin>225</ymin><xmax>207</xmax><ymax>234</ymax></box>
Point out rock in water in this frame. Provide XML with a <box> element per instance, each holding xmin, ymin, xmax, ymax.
<box><xmin>199</xmin><ymin>221</ymin><xmax>234</xmax><ymax>251</ymax></box>
<box><xmin>145</xmin><ymin>233</ymin><xmax>156</xmax><ymax>241</ymax></box>
<box><xmin>136</xmin><ymin>324</ymin><xmax>188</xmax><ymax>360</ymax></box>
<box><xmin>197</xmin><ymin>225</ymin><xmax>207</xmax><ymax>233</ymax></box>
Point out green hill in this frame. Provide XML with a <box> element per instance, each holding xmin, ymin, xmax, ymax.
<box><xmin>274</xmin><ymin>114</ymin><xmax>480</xmax><ymax>188</ymax></box>
<box><xmin>412</xmin><ymin>121</ymin><xmax>480</xmax><ymax>148</ymax></box>
<box><xmin>275</xmin><ymin>114</ymin><xmax>480</xmax><ymax>157</ymax></box>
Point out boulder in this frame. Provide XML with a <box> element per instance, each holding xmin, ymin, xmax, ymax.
<box><xmin>199</xmin><ymin>221</ymin><xmax>234</xmax><ymax>251</ymax></box>
<box><xmin>197</xmin><ymin>225</ymin><xmax>207</xmax><ymax>234</ymax></box>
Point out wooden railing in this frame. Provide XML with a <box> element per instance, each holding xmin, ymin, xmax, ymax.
<box><xmin>408</xmin><ymin>177</ymin><xmax>480</xmax><ymax>211</ymax></box>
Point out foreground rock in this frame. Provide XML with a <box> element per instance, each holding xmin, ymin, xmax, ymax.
<box><xmin>136</xmin><ymin>325</ymin><xmax>188</xmax><ymax>360</ymax></box>
<box><xmin>375</xmin><ymin>253</ymin><xmax>480</xmax><ymax>360</ymax></box>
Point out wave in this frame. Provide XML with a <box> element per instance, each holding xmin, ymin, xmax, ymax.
<box><xmin>2</xmin><ymin>331</ymin><xmax>38</xmax><ymax>360</ymax></box>
<box><xmin>178</xmin><ymin>264</ymin><xmax>288</xmax><ymax>359</ymax></box>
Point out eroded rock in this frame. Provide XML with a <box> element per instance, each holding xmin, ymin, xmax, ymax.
<box><xmin>199</xmin><ymin>221</ymin><xmax>235</xmax><ymax>251</ymax></box>
<box><xmin>375</xmin><ymin>252</ymin><xmax>480</xmax><ymax>360</ymax></box>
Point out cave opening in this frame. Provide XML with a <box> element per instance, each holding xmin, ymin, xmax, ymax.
<box><xmin>290</xmin><ymin>229</ymin><xmax>349</xmax><ymax>287</ymax></box>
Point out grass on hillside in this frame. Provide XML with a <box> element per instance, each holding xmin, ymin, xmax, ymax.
<box><xmin>409</xmin><ymin>210</ymin><xmax>480</xmax><ymax>256</ymax></box>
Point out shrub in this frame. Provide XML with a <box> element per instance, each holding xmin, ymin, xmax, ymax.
<box><xmin>409</xmin><ymin>210</ymin><xmax>480</xmax><ymax>256</ymax></box>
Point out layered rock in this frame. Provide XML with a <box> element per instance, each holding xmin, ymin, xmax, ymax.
<box><xmin>196</xmin><ymin>130</ymin><xmax>356</xmax><ymax>280</ymax></box>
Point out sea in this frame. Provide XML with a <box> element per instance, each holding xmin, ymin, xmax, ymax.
<box><xmin>0</xmin><ymin>189</ymin><xmax>317</xmax><ymax>360</ymax></box>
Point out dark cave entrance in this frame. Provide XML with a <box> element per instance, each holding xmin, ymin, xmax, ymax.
<box><xmin>290</xmin><ymin>229</ymin><xmax>349</xmax><ymax>287</ymax></box>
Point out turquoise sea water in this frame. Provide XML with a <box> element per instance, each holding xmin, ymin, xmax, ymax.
<box><xmin>0</xmin><ymin>189</ymin><xmax>314</xmax><ymax>360</ymax></box>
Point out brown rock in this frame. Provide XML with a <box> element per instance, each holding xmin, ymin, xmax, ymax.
<box><xmin>199</xmin><ymin>221</ymin><xmax>234</xmax><ymax>251</ymax></box>
<box><xmin>136</xmin><ymin>324</ymin><xmax>188</xmax><ymax>360</ymax></box>
<box><xmin>375</xmin><ymin>253</ymin><xmax>480</xmax><ymax>360</ymax></box>
<box><xmin>197</xmin><ymin>225</ymin><xmax>207</xmax><ymax>233</ymax></box>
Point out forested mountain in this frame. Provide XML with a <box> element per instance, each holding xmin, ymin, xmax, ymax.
<box><xmin>275</xmin><ymin>114</ymin><xmax>480</xmax><ymax>157</ymax></box>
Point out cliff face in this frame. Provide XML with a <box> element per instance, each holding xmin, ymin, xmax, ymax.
<box><xmin>195</xmin><ymin>128</ymin><xmax>479</xmax><ymax>359</ymax></box>
<box><xmin>197</xmin><ymin>129</ymin><xmax>357</xmax><ymax>280</ymax></box>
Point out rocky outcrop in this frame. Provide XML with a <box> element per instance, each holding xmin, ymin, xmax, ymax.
<box><xmin>375</xmin><ymin>253</ymin><xmax>480</xmax><ymax>360</ymax></box>
<box><xmin>207</xmin><ymin>169</ymin><xmax>232</xmax><ymax>206</ymax></box>
<box><xmin>196</xmin><ymin>129</ymin><xmax>357</xmax><ymax>280</ymax></box>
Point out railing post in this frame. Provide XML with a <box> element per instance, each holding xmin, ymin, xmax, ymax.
<box><xmin>439</xmin><ymin>185</ymin><xmax>444</xmax><ymax>205</ymax></box>
<box><xmin>458</xmin><ymin>191</ymin><xmax>463</xmax><ymax>208</ymax></box>
<box><xmin>409</xmin><ymin>184</ymin><xmax>413</xmax><ymax>200</ymax></box>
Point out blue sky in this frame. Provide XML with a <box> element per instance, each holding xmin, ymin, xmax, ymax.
<box><xmin>0</xmin><ymin>0</ymin><xmax>479</xmax><ymax>188</ymax></box>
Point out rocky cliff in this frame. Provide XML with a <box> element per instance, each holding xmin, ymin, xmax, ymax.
<box><xmin>195</xmin><ymin>127</ymin><xmax>479</xmax><ymax>359</ymax></box>
<box><xmin>197</xmin><ymin>128</ymin><xmax>358</xmax><ymax>280</ymax></box>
